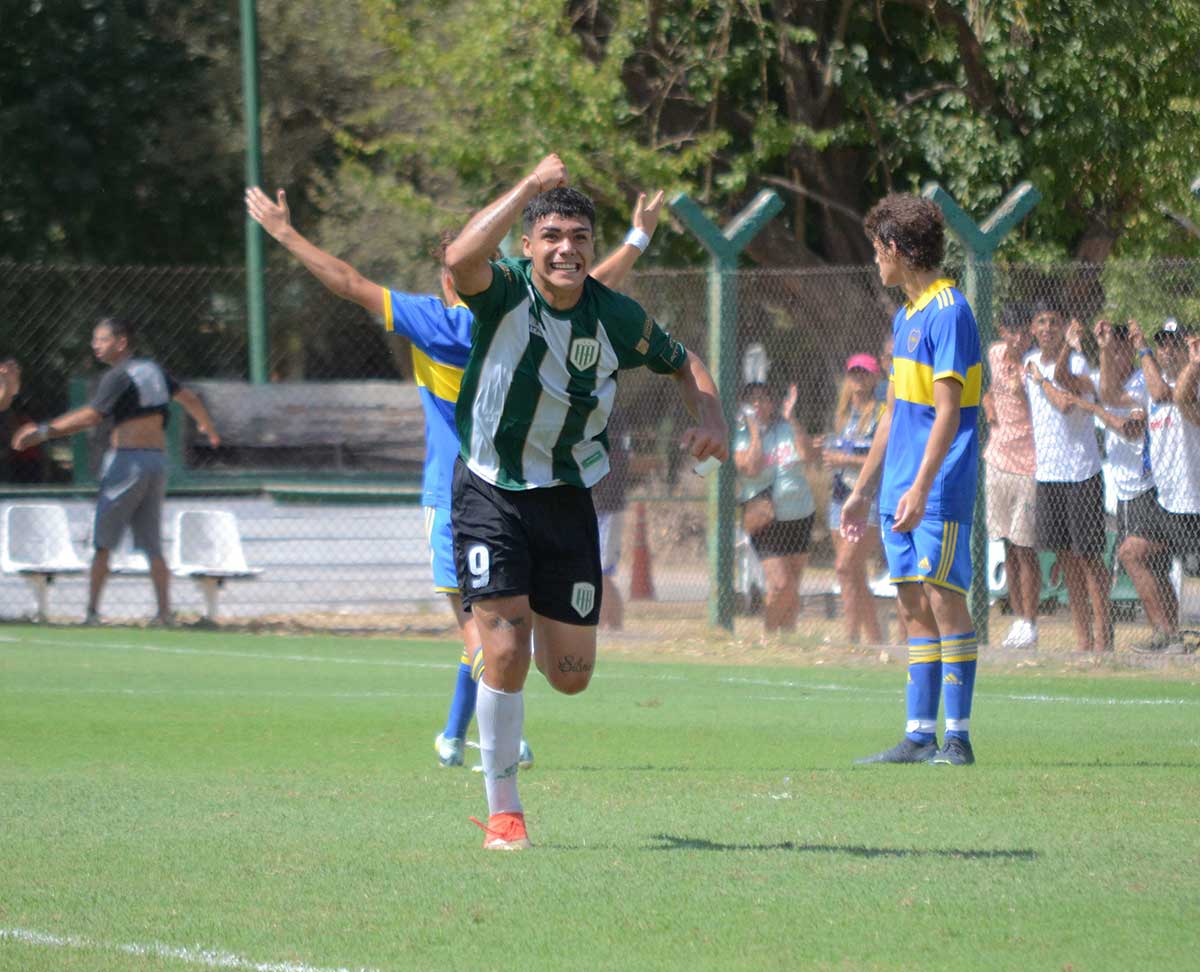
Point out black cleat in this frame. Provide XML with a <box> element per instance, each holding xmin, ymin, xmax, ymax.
<box><xmin>931</xmin><ymin>736</ymin><xmax>975</xmax><ymax>765</ymax></box>
<box><xmin>854</xmin><ymin>736</ymin><xmax>938</xmax><ymax>764</ymax></box>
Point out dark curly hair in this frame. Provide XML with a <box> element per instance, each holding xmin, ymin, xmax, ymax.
<box><xmin>522</xmin><ymin>187</ymin><xmax>595</xmax><ymax>234</ymax></box>
<box><xmin>429</xmin><ymin>228</ymin><xmax>460</xmax><ymax>265</ymax></box>
<box><xmin>863</xmin><ymin>194</ymin><xmax>945</xmax><ymax>271</ymax></box>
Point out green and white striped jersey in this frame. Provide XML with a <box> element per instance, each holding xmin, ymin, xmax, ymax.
<box><xmin>457</xmin><ymin>257</ymin><xmax>687</xmax><ymax>489</ymax></box>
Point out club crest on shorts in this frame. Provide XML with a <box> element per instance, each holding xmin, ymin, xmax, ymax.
<box><xmin>570</xmin><ymin>581</ymin><xmax>596</xmax><ymax>618</ymax></box>
<box><xmin>568</xmin><ymin>337</ymin><xmax>601</xmax><ymax>371</ymax></box>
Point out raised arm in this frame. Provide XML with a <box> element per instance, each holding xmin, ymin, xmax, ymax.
<box><xmin>1095</xmin><ymin>320</ymin><xmax>1138</xmax><ymax>408</ymax></box>
<box><xmin>734</xmin><ymin>411</ymin><xmax>766</xmax><ymax>477</ymax></box>
<box><xmin>1133</xmin><ymin>327</ymin><xmax>1173</xmax><ymax>403</ymax></box>
<box><xmin>671</xmin><ymin>351</ymin><xmax>729</xmax><ymax>464</ymax></box>
<box><xmin>174</xmin><ymin>387</ymin><xmax>220</xmax><ymax>447</ymax></box>
<box><xmin>1054</xmin><ymin>320</ymin><xmax>1096</xmax><ymax>400</ymax></box>
<box><xmin>245</xmin><ymin>187</ymin><xmax>383</xmax><ymax>315</ymax></box>
<box><xmin>1176</xmin><ymin>337</ymin><xmax>1200</xmax><ymax>427</ymax></box>
<box><xmin>445</xmin><ymin>154</ymin><xmax>568</xmax><ymax>297</ymax></box>
<box><xmin>591</xmin><ymin>191</ymin><xmax>664</xmax><ymax>289</ymax></box>
<box><xmin>1026</xmin><ymin>357</ymin><xmax>1085</xmax><ymax>414</ymax></box>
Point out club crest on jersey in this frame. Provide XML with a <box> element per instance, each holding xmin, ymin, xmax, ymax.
<box><xmin>568</xmin><ymin>337</ymin><xmax>601</xmax><ymax>371</ymax></box>
<box><xmin>907</xmin><ymin>327</ymin><xmax>921</xmax><ymax>353</ymax></box>
<box><xmin>570</xmin><ymin>581</ymin><xmax>596</xmax><ymax>618</ymax></box>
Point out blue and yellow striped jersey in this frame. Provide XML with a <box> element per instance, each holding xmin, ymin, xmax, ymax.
<box><xmin>382</xmin><ymin>289</ymin><xmax>473</xmax><ymax>510</ymax></box>
<box><xmin>882</xmin><ymin>278</ymin><xmax>981</xmax><ymax>523</ymax></box>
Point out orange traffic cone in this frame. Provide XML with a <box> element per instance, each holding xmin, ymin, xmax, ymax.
<box><xmin>629</xmin><ymin>501</ymin><xmax>656</xmax><ymax>600</ymax></box>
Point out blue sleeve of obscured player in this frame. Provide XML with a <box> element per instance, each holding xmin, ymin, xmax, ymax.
<box><xmin>383</xmin><ymin>290</ymin><xmax>473</xmax><ymax>368</ymax></box>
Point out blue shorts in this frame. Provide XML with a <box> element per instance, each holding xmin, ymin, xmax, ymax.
<box><xmin>423</xmin><ymin>505</ymin><xmax>459</xmax><ymax>594</ymax></box>
<box><xmin>880</xmin><ymin>514</ymin><xmax>973</xmax><ymax>596</ymax></box>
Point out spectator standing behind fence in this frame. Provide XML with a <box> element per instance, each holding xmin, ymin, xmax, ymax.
<box><xmin>734</xmin><ymin>381</ymin><xmax>818</xmax><ymax>633</ymax></box>
<box><xmin>1024</xmin><ymin>304</ymin><xmax>1112</xmax><ymax>652</ymax></box>
<box><xmin>12</xmin><ymin>319</ymin><xmax>219</xmax><ymax>624</ymax></box>
<box><xmin>822</xmin><ymin>354</ymin><xmax>885</xmax><ymax>645</ymax></box>
<box><xmin>1075</xmin><ymin>320</ymin><xmax>1177</xmax><ymax>653</ymax></box>
<box><xmin>1130</xmin><ymin>321</ymin><xmax>1200</xmax><ymax>652</ymax></box>
<box><xmin>982</xmin><ymin>304</ymin><xmax>1040</xmax><ymax>650</ymax></box>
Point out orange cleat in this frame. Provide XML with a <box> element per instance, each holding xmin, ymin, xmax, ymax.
<box><xmin>470</xmin><ymin>812</ymin><xmax>532</xmax><ymax>851</ymax></box>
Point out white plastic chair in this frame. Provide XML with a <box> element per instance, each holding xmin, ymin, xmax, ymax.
<box><xmin>1</xmin><ymin>504</ymin><xmax>88</xmax><ymax>621</ymax></box>
<box><xmin>170</xmin><ymin>510</ymin><xmax>262</xmax><ymax>621</ymax></box>
<box><xmin>106</xmin><ymin>530</ymin><xmax>151</xmax><ymax>575</ymax></box>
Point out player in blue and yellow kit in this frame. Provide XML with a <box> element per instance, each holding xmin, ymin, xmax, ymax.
<box><xmin>841</xmin><ymin>194</ymin><xmax>982</xmax><ymax>766</ymax></box>
<box><xmin>245</xmin><ymin>184</ymin><xmax>660</xmax><ymax>766</ymax></box>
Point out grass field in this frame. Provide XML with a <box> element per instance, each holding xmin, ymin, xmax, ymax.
<box><xmin>1</xmin><ymin>624</ymin><xmax>1197</xmax><ymax>972</ymax></box>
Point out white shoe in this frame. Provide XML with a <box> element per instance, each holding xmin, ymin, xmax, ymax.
<box><xmin>1006</xmin><ymin>619</ymin><xmax>1038</xmax><ymax>650</ymax></box>
<box><xmin>1001</xmin><ymin>620</ymin><xmax>1025</xmax><ymax>648</ymax></box>
<box><xmin>434</xmin><ymin>733</ymin><xmax>465</xmax><ymax>767</ymax></box>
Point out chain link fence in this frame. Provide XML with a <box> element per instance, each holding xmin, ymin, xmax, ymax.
<box><xmin>0</xmin><ymin>258</ymin><xmax>1197</xmax><ymax>654</ymax></box>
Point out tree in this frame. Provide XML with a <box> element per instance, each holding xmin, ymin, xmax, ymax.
<box><xmin>347</xmin><ymin>0</ymin><xmax>1200</xmax><ymax>267</ymax></box>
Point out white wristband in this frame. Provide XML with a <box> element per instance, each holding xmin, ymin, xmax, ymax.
<box><xmin>623</xmin><ymin>228</ymin><xmax>652</xmax><ymax>252</ymax></box>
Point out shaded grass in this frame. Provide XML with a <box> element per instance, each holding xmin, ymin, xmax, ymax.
<box><xmin>1</xmin><ymin>624</ymin><xmax>1197</xmax><ymax>972</ymax></box>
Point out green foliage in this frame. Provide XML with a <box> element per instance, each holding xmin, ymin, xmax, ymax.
<box><xmin>3</xmin><ymin>0</ymin><xmax>1199</xmax><ymax>278</ymax></box>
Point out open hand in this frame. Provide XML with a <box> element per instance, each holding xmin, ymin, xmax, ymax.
<box><xmin>1066</xmin><ymin>318</ymin><xmax>1085</xmax><ymax>352</ymax></box>
<box><xmin>245</xmin><ymin>187</ymin><xmax>292</xmax><ymax>241</ymax></box>
<box><xmin>632</xmin><ymin>190</ymin><xmax>665</xmax><ymax>237</ymax></box>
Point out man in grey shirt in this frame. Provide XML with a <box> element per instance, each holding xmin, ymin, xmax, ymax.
<box><xmin>13</xmin><ymin>318</ymin><xmax>219</xmax><ymax>624</ymax></box>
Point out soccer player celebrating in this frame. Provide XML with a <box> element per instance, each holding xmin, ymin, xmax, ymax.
<box><xmin>444</xmin><ymin>154</ymin><xmax>728</xmax><ymax>848</ymax></box>
<box><xmin>841</xmin><ymin>194</ymin><xmax>982</xmax><ymax>766</ymax></box>
<box><xmin>245</xmin><ymin>182</ymin><xmax>664</xmax><ymax>772</ymax></box>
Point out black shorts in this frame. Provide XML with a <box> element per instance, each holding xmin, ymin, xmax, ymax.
<box><xmin>1163</xmin><ymin>510</ymin><xmax>1200</xmax><ymax>557</ymax></box>
<box><xmin>1035</xmin><ymin>475</ymin><xmax>1106</xmax><ymax>557</ymax></box>
<box><xmin>1116</xmin><ymin>487</ymin><xmax>1170</xmax><ymax>548</ymax></box>
<box><xmin>749</xmin><ymin>513</ymin><xmax>815</xmax><ymax>559</ymax></box>
<box><xmin>451</xmin><ymin>458</ymin><xmax>602</xmax><ymax>625</ymax></box>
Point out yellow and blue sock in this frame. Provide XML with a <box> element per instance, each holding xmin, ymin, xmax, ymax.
<box><xmin>904</xmin><ymin>636</ymin><xmax>942</xmax><ymax>744</ymax></box>
<box><xmin>442</xmin><ymin>645</ymin><xmax>481</xmax><ymax>742</ymax></box>
<box><xmin>941</xmin><ymin>632</ymin><xmax>978</xmax><ymax>741</ymax></box>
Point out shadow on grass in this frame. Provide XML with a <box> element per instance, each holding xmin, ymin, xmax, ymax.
<box><xmin>648</xmin><ymin>834</ymin><xmax>1038</xmax><ymax>860</ymax></box>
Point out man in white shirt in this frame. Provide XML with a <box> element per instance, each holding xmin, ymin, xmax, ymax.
<box><xmin>1023</xmin><ymin>300</ymin><xmax>1112</xmax><ymax>652</ymax></box>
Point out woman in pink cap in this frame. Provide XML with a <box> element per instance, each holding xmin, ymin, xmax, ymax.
<box><xmin>823</xmin><ymin>354</ymin><xmax>886</xmax><ymax>644</ymax></box>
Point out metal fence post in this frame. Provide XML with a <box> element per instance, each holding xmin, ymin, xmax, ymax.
<box><xmin>921</xmin><ymin>182</ymin><xmax>1041</xmax><ymax>643</ymax></box>
<box><xmin>240</xmin><ymin>0</ymin><xmax>269</xmax><ymax>385</ymax></box>
<box><xmin>669</xmin><ymin>190</ymin><xmax>784</xmax><ymax>630</ymax></box>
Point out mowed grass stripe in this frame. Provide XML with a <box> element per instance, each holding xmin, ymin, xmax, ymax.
<box><xmin>0</xmin><ymin>624</ymin><xmax>1197</xmax><ymax>972</ymax></box>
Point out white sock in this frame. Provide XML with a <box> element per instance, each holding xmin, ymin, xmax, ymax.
<box><xmin>476</xmin><ymin>681</ymin><xmax>524</xmax><ymax>815</ymax></box>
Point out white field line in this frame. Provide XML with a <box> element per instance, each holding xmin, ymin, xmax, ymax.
<box><xmin>0</xmin><ymin>927</ymin><xmax>378</xmax><ymax>972</ymax></box>
<box><xmin>0</xmin><ymin>634</ymin><xmax>454</xmax><ymax>670</ymax></box>
<box><xmin>2</xmin><ymin>634</ymin><xmax>1196</xmax><ymax>707</ymax></box>
<box><xmin>717</xmin><ymin>674</ymin><xmax>1200</xmax><ymax>706</ymax></box>
<box><xmin>0</xmin><ymin>685</ymin><xmax>443</xmax><ymax>700</ymax></box>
